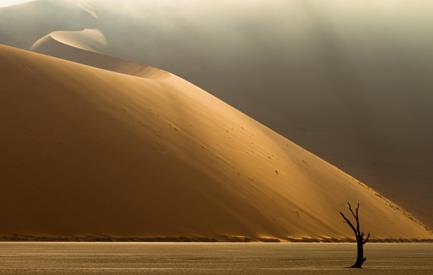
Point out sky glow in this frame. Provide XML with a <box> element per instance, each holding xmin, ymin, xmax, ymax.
<box><xmin>0</xmin><ymin>0</ymin><xmax>35</xmax><ymax>8</ymax></box>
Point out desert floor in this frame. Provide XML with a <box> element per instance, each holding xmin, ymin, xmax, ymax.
<box><xmin>0</xmin><ymin>242</ymin><xmax>431</xmax><ymax>274</ymax></box>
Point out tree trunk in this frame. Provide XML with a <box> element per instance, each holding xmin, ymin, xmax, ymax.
<box><xmin>351</xmin><ymin>238</ymin><xmax>366</xmax><ymax>268</ymax></box>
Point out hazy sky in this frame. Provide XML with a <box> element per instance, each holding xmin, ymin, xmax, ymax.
<box><xmin>0</xmin><ymin>0</ymin><xmax>34</xmax><ymax>7</ymax></box>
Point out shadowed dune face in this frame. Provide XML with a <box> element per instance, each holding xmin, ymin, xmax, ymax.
<box><xmin>0</xmin><ymin>44</ymin><xmax>431</xmax><ymax>241</ymax></box>
<box><xmin>18</xmin><ymin>0</ymin><xmax>433</xmax><ymax>228</ymax></box>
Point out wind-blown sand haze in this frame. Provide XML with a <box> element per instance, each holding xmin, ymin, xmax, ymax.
<box><xmin>0</xmin><ymin>44</ymin><xmax>431</xmax><ymax>241</ymax></box>
<box><xmin>0</xmin><ymin>0</ymin><xmax>96</xmax><ymax>49</ymax></box>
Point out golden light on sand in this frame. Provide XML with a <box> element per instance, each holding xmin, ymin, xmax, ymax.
<box><xmin>0</xmin><ymin>43</ymin><xmax>431</xmax><ymax>241</ymax></box>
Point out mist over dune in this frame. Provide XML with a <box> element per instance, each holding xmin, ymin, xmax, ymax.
<box><xmin>1</xmin><ymin>44</ymin><xmax>431</xmax><ymax>241</ymax></box>
<box><xmin>1</xmin><ymin>0</ymin><xmax>433</xmax><ymax>231</ymax></box>
<box><xmin>91</xmin><ymin>1</ymin><xmax>433</xmax><ymax>229</ymax></box>
<box><xmin>0</xmin><ymin>0</ymin><xmax>96</xmax><ymax>49</ymax></box>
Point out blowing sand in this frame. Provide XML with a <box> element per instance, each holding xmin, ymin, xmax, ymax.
<box><xmin>0</xmin><ymin>44</ymin><xmax>431</xmax><ymax>241</ymax></box>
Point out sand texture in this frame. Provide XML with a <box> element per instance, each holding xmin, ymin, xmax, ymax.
<box><xmin>0</xmin><ymin>242</ymin><xmax>432</xmax><ymax>274</ymax></box>
<box><xmin>2</xmin><ymin>0</ymin><xmax>433</xmax><ymax>229</ymax></box>
<box><xmin>0</xmin><ymin>44</ymin><xmax>431</xmax><ymax>241</ymax></box>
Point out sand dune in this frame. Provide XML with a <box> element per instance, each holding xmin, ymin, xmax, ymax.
<box><xmin>10</xmin><ymin>0</ymin><xmax>432</xmax><ymax>229</ymax></box>
<box><xmin>0</xmin><ymin>44</ymin><xmax>431</xmax><ymax>241</ymax></box>
<box><xmin>3</xmin><ymin>0</ymin><xmax>433</xmax><ymax>229</ymax></box>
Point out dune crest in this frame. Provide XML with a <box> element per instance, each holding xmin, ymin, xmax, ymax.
<box><xmin>31</xmin><ymin>29</ymin><xmax>171</xmax><ymax>80</ymax></box>
<box><xmin>32</xmin><ymin>28</ymin><xmax>107</xmax><ymax>54</ymax></box>
<box><xmin>0</xmin><ymin>44</ymin><xmax>431</xmax><ymax>241</ymax></box>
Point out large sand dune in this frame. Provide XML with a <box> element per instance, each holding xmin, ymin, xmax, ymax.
<box><xmin>0</xmin><ymin>44</ymin><xmax>431</xmax><ymax>241</ymax></box>
<box><xmin>9</xmin><ymin>0</ymin><xmax>432</xmax><ymax>228</ymax></box>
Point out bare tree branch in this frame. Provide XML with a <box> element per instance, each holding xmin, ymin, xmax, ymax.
<box><xmin>363</xmin><ymin>233</ymin><xmax>370</xmax><ymax>244</ymax></box>
<box><xmin>348</xmin><ymin>203</ymin><xmax>357</xmax><ymax>220</ymax></box>
<box><xmin>339</xmin><ymin>212</ymin><xmax>357</xmax><ymax>235</ymax></box>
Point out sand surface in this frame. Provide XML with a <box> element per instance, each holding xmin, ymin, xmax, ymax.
<box><xmin>0</xmin><ymin>242</ymin><xmax>432</xmax><ymax>274</ymax></box>
<box><xmin>9</xmin><ymin>0</ymin><xmax>433</xmax><ymax>228</ymax></box>
<box><xmin>1</xmin><ymin>0</ymin><xmax>432</xmax><ymax>229</ymax></box>
<box><xmin>17</xmin><ymin>1</ymin><xmax>433</xmax><ymax>229</ymax></box>
<box><xmin>0</xmin><ymin>44</ymin><xmax>431</xmax><ymax>241</ymax></box>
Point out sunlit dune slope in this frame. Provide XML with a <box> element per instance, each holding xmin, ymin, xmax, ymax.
<box><xmin>0</xmin><ymin>44</ymin><xmax>431</xmax><ymax>241</ymax></box>
<box><xmin>26</xmin><ymin>3</ymin><xmax>433</xmax><ymax>231</ymax></box>
<box><xmin>5</xmin><ymin>0</ymin><xmax>433</xmax><ymax>229</ymax></box>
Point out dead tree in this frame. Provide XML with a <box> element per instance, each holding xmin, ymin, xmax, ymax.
<box><xmin>339</xmin><ymin>202</ymin><xmax>370</xmax><ymax>268</ymax></box>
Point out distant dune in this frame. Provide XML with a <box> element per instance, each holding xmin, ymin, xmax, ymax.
<box><xmin>31</xmin><ymin>28</ymin><xmax>158</xmax><ymax>78</ymax></box>
<box><xmin>0</xmin><ymin>0</ymin><xmax>96</xmax><ymax>49</ymax></box>
<box><xmin>0</xmin><ymin>44</ymin><xmax>431</xmax><ymax>241</ymax></box>
<box><xmin>32</xmin><ymin>29</ymin><xmax>107</xmax><ymax>54</ymax></box>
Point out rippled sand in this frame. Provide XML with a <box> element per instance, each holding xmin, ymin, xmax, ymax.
<box><xmin>0</xmin><ymin>242</ymin><xmax>432</xmax><ymax>274</ymax></box>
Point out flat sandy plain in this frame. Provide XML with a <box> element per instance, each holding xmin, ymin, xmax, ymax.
<box><xmin>0</xmin><ymin>243</ymin><xmax>431</xmax><ymax>274</ymax></box>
